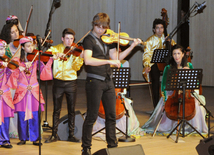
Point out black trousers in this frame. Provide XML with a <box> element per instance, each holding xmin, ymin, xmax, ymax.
<box><xmin>82</xmin><ymin>78</ymin><xmax>118</xmax><ymax>149</ymax></box>
<box><xmin>150</xmin><ymin>63</ymin><xmax>161</xmax><ymax>108</ymax></box>
<box><xmin>52</xmin><ymin>79</ymin><xmax>77</xmax><ymax>137</ymax></box>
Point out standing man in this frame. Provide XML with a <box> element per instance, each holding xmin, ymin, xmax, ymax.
<box><xmin>81</xmin><ymin>12</ymin><xmax>141</xmax><ymax>155</ymax></box>
<box><xmin>142</xmin><ymin>18</ymin><xmax>176</xmax><ymax>109</ymax></box>
<box><xmin>45</xmin><ymin>28</ymin><xmax>83</xmax><ymax>143</ymax></box>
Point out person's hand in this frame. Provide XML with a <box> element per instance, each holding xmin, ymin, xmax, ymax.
<box><xmin>145</xmin><ymin>67</ymin><xmax>151</xmax><ymax>74</ymax></box>
<box><xmin>183</xmin><ymin>66</ymin><xmax>190</xmax><ymax>69</ymax></box>
<box><xmin>19</xmin><ymin>66</ymin><xmax>25</xmax><ymax>72</ymax></box>
<box><xmin>109</xmin><ymin>60</ymin><xmax>121</xmax><ymax>68</ymax></box>
<box><xmin>2</xmin><ymin>62</ymin><xmax>8</xmax><ymax>67</ymax></box>
<box><xmin>131</xmin><ymin>38</ymin><xmax>142</xmax><ymax>47</ymax></box>
<box><xmin>52</xmin><ymin>54</ymin><xmax>58</xmax><ymax>60</ymax></box>
<box><xmin>25</xmin><ymin>62</ymin><xmax>31</xmax><ymax>68</ymax></box>
<box><xmin>80</xmin><ymin>51</ymin><xmax>84</xmax><ymax>58</ymax></box>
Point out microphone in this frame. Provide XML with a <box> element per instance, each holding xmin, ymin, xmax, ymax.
<box><xmin>53</xmin><ymin>0</ymin><xmax>61</xmax><ymax>8</ymax></box>
<box><xmin>194</xmin><ymin>1</ymin><xmax>206</xmax><ymax>15</ymax></box>
<box><xmin>36</xmin><ymin>35</ymin><xmax>42</xmax><ymax>51</ymax></box>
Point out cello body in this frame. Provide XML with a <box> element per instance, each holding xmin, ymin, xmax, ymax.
<box><xmin>165</xmin><ymin>90</ymin><xmax>196</xmax><ymax>121</ymax></box>
<box><xmin>98</xmin><ymin>88</ymin><xmax>125</xmax><ymax>120</ymax></box>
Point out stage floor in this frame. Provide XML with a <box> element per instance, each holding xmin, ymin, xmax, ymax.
<box><xmin>2</xmin><ymin>80</ymin><xmax>214</xmax><ymax>155</ymax></box>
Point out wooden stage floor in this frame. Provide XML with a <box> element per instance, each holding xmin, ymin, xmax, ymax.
<box><xmin>2</xmin><ymin>80</ymin><xmax>214</xmax><ymax>155</ymax></box>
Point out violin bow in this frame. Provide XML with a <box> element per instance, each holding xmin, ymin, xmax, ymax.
<box><xmin>63</xmin><ymin>30</ymin><xmax>90</xmax><ymax>57</ymax></box>
<box><xmin>10</xmin><ymin>5</ymin><xmax>33</xmax><ymax>61</ymax></box>
<box><xmin>23</xmin><ymin>5</ymin><xmax>33</xmax><ymax>35</ymax></box>
<box><xmin>30</xmin><ymin>30</ymin><xmax>52</xmax><ymax>64</ymax></box>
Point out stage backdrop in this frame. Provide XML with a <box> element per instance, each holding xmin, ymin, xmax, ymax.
<box><xmin>0</xmin><ymin>0</ymin><xmax>213</xmax><ymax>86</ymax></box>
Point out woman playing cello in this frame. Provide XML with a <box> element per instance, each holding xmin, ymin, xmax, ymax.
<box><xmin>142</xmin><ymin>44</ymin><xmax>208</xmax><ymax>135</ymax></box>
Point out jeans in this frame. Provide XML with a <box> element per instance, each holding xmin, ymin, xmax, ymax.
<box><xmin>82</xmin><ymin>78</ymin><xmax>118</xmax><ymax>149</ymax></box>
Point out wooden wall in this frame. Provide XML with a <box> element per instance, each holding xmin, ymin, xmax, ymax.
<box><xmin>190</xmin><ymin>0</ymin><xmax>214</xmax><ymax>86</ymax></box>
<box><xmin>7</xmin><ymin>1</ymin><xmax>214</xmax><ymax>85</ymax></box>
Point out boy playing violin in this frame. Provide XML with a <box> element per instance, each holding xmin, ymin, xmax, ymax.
<box><xmin>45</xmin><ymin>28</ymin><xmax>83</xmax><ymax>143</ymax></box>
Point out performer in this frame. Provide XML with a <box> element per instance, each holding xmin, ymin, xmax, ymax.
<box><xmin>142</xmin><ymin>18</ymin><xmax>176</xmax><ymax>109</ymax></box>
<box><xmin>6</xmin><ymin>15</ymin><xmax>24</xmax><ymax>33</ymax></box>
<box><xmin>142</xmin><ymin>44</ymin><xmax>208</xmax><ymax>134</ymax></box>
<box><xmin>10</xmin><ymin>37</ymin><xmax>53</xmax><ymax>146</ymax></box>
<box><xmin>0</xmin><ymin>23</ymin><xmax>21</xmax><ymax>58</ymax></box>
<box><xmin>81</xmin><ymin>12</ymin><xmax>141</xmax><ymax>155</ymax></box>
<box><xmin>0</xmin><ymin>39</ymin><xmax>15</xmax><ymax>148</ymax></box>
<box><xmin>45</xmin><ymin>28</ymin><xmax>83</xmax><ymax>143</ymax></box>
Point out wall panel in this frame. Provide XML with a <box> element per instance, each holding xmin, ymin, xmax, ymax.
<box><xmin>0</xmin><ymin>1</ymin><xmax>185</xmax><ymax>84</ymax></box>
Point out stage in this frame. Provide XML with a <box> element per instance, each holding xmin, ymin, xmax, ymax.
<box><xmin>2</xmin><ymin>80</ymin><xmax>214</xmax><ymax>155</ymax></box>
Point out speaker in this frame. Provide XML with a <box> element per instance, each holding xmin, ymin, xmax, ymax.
<box><xmin>196</xmin><ymin>136</ymin><xmax>214</xmax><ymax>155</ymax></box>
<box><xmin>93</xmin><ymin>144</ymin><xmax>145</xmax><ymax>155</ymax></box>
<box><xmin>57</xmin><ymin>110</ymin><xmax>84</xmax><ymax>141</ymax></box>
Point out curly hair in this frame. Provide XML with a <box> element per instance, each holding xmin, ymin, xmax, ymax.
<box><xmin>0</xmin><ymin>23</ymin><xmax>20</xmax><ymax>44</ymax></box>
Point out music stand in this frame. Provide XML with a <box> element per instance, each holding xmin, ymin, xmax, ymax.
<box><xmin>165</xmin><ymin>69</ymin><xmax>205</xmax><ymax>143</ymax></box>
<box><xmin>151</xmin><ymin>49</ymin><xmax>169</xmax><ymax>63</ymax></box>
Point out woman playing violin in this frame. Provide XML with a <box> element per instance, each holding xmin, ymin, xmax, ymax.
<box><xmin>11</xmin><ymin>36</ymin><xmax>53</xmax><ymax>146</ymax></box>
<box><xmin>0</xmin><ymin>23</ymin><xmax>21</xmax><ymax>59</ymax></box>
<box><xmin>142</xmin><ymin>44</ymin><xmax>208</xmax><ymax>135</ymax></box>
<box><xmin>0</xmin><ymin>39</ymin><xmax>18</xmax><ymax>149</ymax></box>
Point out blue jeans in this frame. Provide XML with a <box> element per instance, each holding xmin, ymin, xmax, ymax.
<box><xmin>82</xmin><ymin>78</ymin><xmax>118</xmax><ymax>149</ymax></box>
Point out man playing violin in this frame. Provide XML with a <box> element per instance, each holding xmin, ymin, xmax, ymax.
<box><xmin>142</xmin><ymin>18</ymin><xmax>176</xmax><ymax>110</ymax></box>
<box><xmin>81</xmin><ymin>12</ymin><xmax>141</xmax><ymax>155</ymax></box>
<box><xmin>45</xmin><ymin>28</ymin><xmax>83</xmax><ymax>143</ymax></box>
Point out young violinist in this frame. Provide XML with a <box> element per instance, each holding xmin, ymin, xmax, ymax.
<box><xmin>81</xmin><ymin>12</ymin><xmax>141</xmax><ymax>155</ymax></box>
<box><xmin>0</xmin><ymin>23</ymin><xmax>21</xmax><ymax>58</ymax></box>
<box><xmin>45</xmin><ymin>28</ymin><xmax>83</xmax><ymax>143</ymax></box>
<box><xmin>10</xmin><ymin>36</ymin><xmax>53</xmax><ymax>146</ymax></box>
<box><xmin>0</xmin><ymin>39</ymin><xmax>16</xmax><ymax>148</ymax></box>
<box><xmin>142</xmin><ymin>18</ymin><xmax>176</xmax><ymax>110</ymax></box>
<box><xmin>6</xmin><ymin>15</ymin><xmax>24</xmax><ymax>33</ymax></box>
<box><xmin>142</xmin><ymin>44</ymin><xmax>208</xmax><ymax>135</ymax></box>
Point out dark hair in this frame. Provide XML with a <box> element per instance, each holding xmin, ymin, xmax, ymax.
<box><xmin>6</xmin><ymin>18</ymin><xmax>18</xmax><ymax>25</ymax></box>
<box><xmin>0</xmin><ymin>23</ymin><xmax>20</xmax><ymax>44</ymax></box>
<box><xmin>20</xmin><ymin>43</ymin><xmax>28</xmax><ymax>62</ymax></box>
<box><xmin>62</xmin><ymin>28</ymin><xmax>75</xmax><ymax>38</ymax></box>
<box><xmin>92</xmin><ymin>13</ymin><xmax>110</xmax><ymax>29</ymax></box>
<box><xmin>152</xmin><ymin>18</ymin><xmax>167</xmax><ymax>34</ymax></box>
<box><xmin>169</xmin><ymin>44</ymin><xmax>187</xmax><ymax>69</ymax></box>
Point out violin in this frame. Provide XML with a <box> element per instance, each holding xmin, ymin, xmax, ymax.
<box><xmin>165</xmin><ymin>90</ymin><xmax>196</xmax><ymax>121</ymax></box>
<box><xmin>60</xmin><ymin>43</ymin><xmax>84</xmax><ymax>61</ymax></box>
<box><xmin>101</xmin><ymin>29</ymin><xmax>146</xmax><ymax>46</ymax></box>
<box><xmin>0</xmin><ymin>55</ymin><xmax>19</xmax><ymax>69</ymax></box>
<box><xmin>27</xmin><ymin>49</ymin><xmax>53</xmax><ymax>62</ymax></box>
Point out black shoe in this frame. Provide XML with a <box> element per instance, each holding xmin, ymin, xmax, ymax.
<box><xmin>68</xmin><ymin>136</ymin><xmax>81</xmax><ymax>143</ymax></box>
<box><xmin>17</xmin><ymin>140</ymin><xmax>26</xmax><ymax>145</ymax></box>
<box><xmin>45</xmin><ymin>135</ymin><xmax>58</xmax><ymax>143</ymax></box>
<box><xmin>33</xmin><ymin>141</ymin><xmax>43</xmax><ymax>146</ymax></box>
<box><xmin>82</xmin><ymin>148</ymin><xmax>91</xmax><ymax>155</ymax></box>
<box><xmin>1</xmin><ymin>143</ymin><xmax>13</xmax><ymax>148</ymax></box>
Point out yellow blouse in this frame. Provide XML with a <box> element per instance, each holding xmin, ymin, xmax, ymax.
<box><xmin>47</xmin><ymin>43</ymin><xmax>83</xmax><ymax>81</ymax></box>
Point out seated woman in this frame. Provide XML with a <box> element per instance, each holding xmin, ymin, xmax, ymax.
<box><xmin>142</xmin><ymin>44</ymin><xmax>208</xmax><ymax>135</ymax></box>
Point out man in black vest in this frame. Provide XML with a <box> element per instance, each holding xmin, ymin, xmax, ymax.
<box><xmin>81</xmin><ymin>12</ymin><xmax>141</xmax><ymax>155</ymax></box>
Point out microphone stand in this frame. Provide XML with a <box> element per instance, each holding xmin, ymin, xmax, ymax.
<box><xmin>164</xmin><ymin>1</ymin><xmax>205</xmax><ymax>46</ymax></box>
<box><xmin>42</xmin><ymin>0</ymin><xmax>60</xmax><ymax>130</ymax></box>
<box><xmin>37</xmin><ymin>35</ymin><xmax>42</xmax><ymax>155</ymax></box>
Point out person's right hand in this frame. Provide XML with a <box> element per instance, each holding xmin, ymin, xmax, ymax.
<box><xmin>109</xmin><ymin>60</ymin><xmax>121</xmax><ymax>68</ymax></box>
<box><xmin>145</xmin><ymin>67</ymin><xmax>151</xmax><ymax>74</ymax></box>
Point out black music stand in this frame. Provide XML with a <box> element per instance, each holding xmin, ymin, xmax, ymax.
<box><xmin>151</xmin><ymin>49</ymin><xmax>169</xmax><ymax>64</ymax></box>
<box><xmin>165</xmin><ymin>69</ymin><xmax>205</xmax><ymax>143</ymax></box>
<box><xmin>92</xmin><ymin>67</ymin><xmax>135</xmax><ymax>142</ymax></box>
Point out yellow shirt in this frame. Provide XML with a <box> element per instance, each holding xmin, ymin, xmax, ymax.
<box><xmin>47</xmin><ymin>43</ymin><xmax>83</xmax><ymax>81</ymax></box>
<box><xmin>143</xmin><ymin>34</ymin><xmax>176</xmax><ymax>68</ymax></box>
